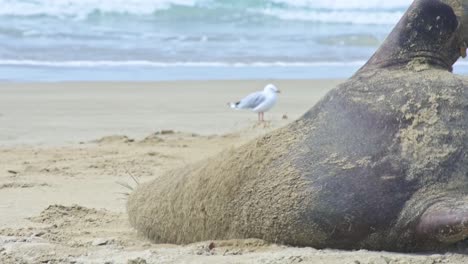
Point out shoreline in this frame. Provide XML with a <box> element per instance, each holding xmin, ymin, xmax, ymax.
<box><xmin>0</xmin><ymin>79</ymin><xmax>342</xmax><ymax>146</ymax></box>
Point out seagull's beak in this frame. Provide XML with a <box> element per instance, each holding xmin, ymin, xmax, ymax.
<box><xmin>276</xmin><ymin>90</ymin><xmax>281</xmax><ymax>93</ymax></box>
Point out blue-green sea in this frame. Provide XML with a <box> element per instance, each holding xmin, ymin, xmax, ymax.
<box><xmin>1</xmin><ymin>0</ymin><xmax>467</xmax><ymax>81</ymax></box>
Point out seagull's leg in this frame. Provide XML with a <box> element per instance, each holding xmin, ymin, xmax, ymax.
<box><xmin>261</xmin><ymin>112</ymin><xmax>264</xmax><ymax>122</ymax></box>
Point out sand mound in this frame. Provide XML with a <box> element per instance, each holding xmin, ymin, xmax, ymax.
<box><xmin>29</xmin><ymin>204</ymin><xmax>114</xmax><ymax>228</ymax></box>
<box><xmin>94</xmin><ymin>135</ymin><xmax>135</xmax><ymax>144</ymax></box>
<box><xmin>0</xmin><ymin>205</ymin><xmax>121</xmax><ymax>246</ymax></box>
<box><xmin>139</xmin><ymin>133</ymin><xmax>165</xmax><ymax>144</ymax></box>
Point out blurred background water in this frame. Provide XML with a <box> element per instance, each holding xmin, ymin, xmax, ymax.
<box><xmin>1</xmin><ymin>0</ymin><xmax>467</xmax><ymax>81</ymax></box>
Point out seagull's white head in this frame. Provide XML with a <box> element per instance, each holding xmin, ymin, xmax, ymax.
<box><xmin>264</xmin><ymin>84</ymin><xmax>280</xmax><ymax>94</ymax></box>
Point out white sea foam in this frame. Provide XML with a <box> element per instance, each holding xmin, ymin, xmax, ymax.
<box><xmin>260</xmin><ymin>9</ymin><xmax>405</xmax><ymax>25</ymax></box>
<box><xmin>0</xmin><ymin>0</ymin><xmax>198</xmax><ymax>18</ymax></box>
<box><xmin>0</xmin><ymin>0</ymin><xmax>411</xmax><ymax>24</ymax></box>
<box><xmin>5</xmin><ymin>59</ymin><xmax>467</xmax><ymax>69</ymax></box>
<box><xmin>0</xmin><ymin>60</ymin><xmax>368</xmax><ymax>68</ymax></box>
<box><xmin>271</xmin><ymin>0</ymin><xmax>411</xmax><ymax>10</ymax></box>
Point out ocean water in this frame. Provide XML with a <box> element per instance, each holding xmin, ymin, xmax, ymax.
<box><xmin>1</xmin><ymin>0</ymin><xmax>467</xmax><ymax>81</ymax></box>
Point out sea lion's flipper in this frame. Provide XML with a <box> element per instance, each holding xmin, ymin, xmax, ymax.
<box><xmin>416</xmin><ymin>204</ymin><xmax>468</xmax><ymax>243</ymax></box>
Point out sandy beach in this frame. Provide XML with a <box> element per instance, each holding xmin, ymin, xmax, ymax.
<box><xmin>0</xmin><ymin>80</ymin><xmax>467</xmax><ymax>264</ymax></box>
<box><xmin>0</xmin><ymin>80</ymin><xmax>338</xmax><ymax>145</ymax></box>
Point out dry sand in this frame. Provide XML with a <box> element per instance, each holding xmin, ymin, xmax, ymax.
<box><xmin>0</xmin><ymin>80</ymin><xmax>466</xmax><ymax>264</ymax></box>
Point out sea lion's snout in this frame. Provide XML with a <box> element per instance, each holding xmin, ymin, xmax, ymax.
<box><xmin>460</xmin><ymin>45</ymin><xmax>467</xmax><ymax>58</ymax></box>
<box><xmin>441</xmin><ymin>0</ymin><xmax>468</xmax><ymax>57</ymax></box>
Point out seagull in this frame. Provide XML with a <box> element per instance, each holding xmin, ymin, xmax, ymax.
<box><xmin>229</xmin><ymin>84</ymin><xmax>280</xmax><ymax>122</ymax></box>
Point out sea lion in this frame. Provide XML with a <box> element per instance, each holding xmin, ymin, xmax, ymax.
<box><xmin>127</xmin><ymin>0</ymin><xmax>468</xmax><ymax>252</ymax></box>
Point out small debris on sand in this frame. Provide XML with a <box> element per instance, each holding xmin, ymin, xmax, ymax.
<box><xmin>94</xmin><ymin>135</ymin><xmax>135</xmax><ymax>144</ymax></box>
<box><xmin>127</xmin><ymin>257</ymin><xmax>147</xmax><ymax>264</ymax></box>
<box><xmin>161</xmin><ymin>130</ymin><xmax>175</xmax><ymax>135</ymax></box>
<box><xmin>92</xmin><ymin>238</ymin><xmax>110</xmax><ymax>246</ymax></box>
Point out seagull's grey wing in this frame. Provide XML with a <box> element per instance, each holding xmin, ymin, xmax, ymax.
<box><xmin>236</xmin><ymin>91</ymin><xmax>266</xmax><ymax>109</ymax></box>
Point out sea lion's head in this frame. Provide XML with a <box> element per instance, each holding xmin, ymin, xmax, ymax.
<box><xmin>361</xmin><ymin>0</ymin><xmax>468</xmax><ymax>72</ymax></box>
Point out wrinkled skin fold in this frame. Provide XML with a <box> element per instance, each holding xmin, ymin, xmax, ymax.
<box><xmin>128</xmin><ymin>0</ymin><xmax>468</xmax><ymax>252</ymax></box>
